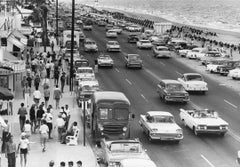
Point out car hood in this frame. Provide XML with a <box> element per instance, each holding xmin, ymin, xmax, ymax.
<box><xmin>193</xmin><ymin>118</ymin><xmax>228</xmax><ymax>125</ymax></box>
<box><xmin>185</xmin><ymin>80</ymin><xmax>207</xmax><ymax>86</ymax></box>
<box><xmin>108</xmin><ymin>152</ymin><xmax>150</xmax><ymax>162</ymax></box>
<box><xmin>147</xmin><ymin>123</ymin><xmax>181</xmax><ymax>132</ymax></box>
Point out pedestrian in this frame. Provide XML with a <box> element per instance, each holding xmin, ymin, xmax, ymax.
<box><xmin>51</xmin><ymin>41</ymin><xmax>54</xmax><ymax>52</ymax></box>
<box><xmin>42</xmin><ymin>76</ymin><xmax>50</xmax><ymax>90</ymax></box>
<box><xmin>26</xmin><ymin>74</ymin><xmax>32</xmax><ymax>89</ymax></box>
<box><xmin>53</xmin><ymin>85</ymin><xmax>62</xmax><ymax>109</ymax></box>
<box><xmin>60</xmin><ymin>72</ymin><xmax>66</xmax><ymax>93</ymax></box>
<box><xmin>23</xmin><ymin>120</ymin><xmax>31</xmax><ymax>139</ymax></box>
<box><xmin>54</xmin><ymin>67</ymin><xmax>60</xmax><ymax>86</ymax></box>
<box><xmin>18</xmin><ymin>103</ymin><xmax>27</xmax><ymax>132</ymax></box>
<box><xmin>68</xmin><ymin>161</ymin><xmax>74</xmax><ymax>167</ymax></box>
<box><xmin>21</xmin><ymin>76</ymin><xmax>27</xmax><ymax>98</ymax></box>
<box><xmin>39</xmin><ymin>119</ymin><xmax>49</xmax><ymax>152</ymax></box>
<box><xmin>94</xmin><ymin>59</ymin><xmax>98</xmax><ymax>73</ymax></box>
<box><xmin>36</xmin><ymin>104</ymin><xmax>45</xmax><ymax>130</ymax></box>
<box><xmin>49</xmin><ymin>160</ymin><xmax>55</xmax><ymax>167</ymax></box>
<box><xmin>1</xmin><ymin>119</ymin><xmax>10</xmax><ymax>154</ymax></box>
<box><xmin>76</xmin><ymin>160</ymin><xmax>82</xmax><ymax>167</ymax></box>
<box><xmin>45</xmin><ymin>61</ymin><xmax>51</xmax><ymax>79</ymax></box>
<box><xmin>44</xmin><ymin>85</ymin><xmax>50</xmax><ymax>108</ymax></box>
<box><xmin>33</xmin><ymin>89</ymin><xmax>41</xmax><ymax>106</ymax></box>
<box><xmin>43</xmin><ymin>108</ymin><xmax>53</xmax><ymax>139</ymax></box>
<box><xmin>17</xmin><ymin>133</ymin><xmax>30</xmax><ymax>167</ymax></box>
<box><xmin>60</xmin><ymin>161</ymin><xmax>66</xmax><ymax>167</ymax></box>
<box><xmin>29</xmin><ymin>104</ymin><xmax>37</xmax><ymax>133</ymax></box>
<box><xmin>230</xmin><ymin>47</ymin><xmax>233</xmax><ymax>58</ymax></box>
<box><xmin>34</xmin><ymin>74</ymin><xmax>41</xmax><ymax>90</ymax></box>
<box><xmin>65</xmin><ymin>104</ymin><xmax>70</xmax><ymax>129</ymax></box>
<box><xmin>5</xmin><ymin>135</ymin><xmax>17</xmax><ymax>167</ymax></box>
<box><xmin>24</xmin><ymin>84</ymin><xmax>31</xmax><ymax>108</ymax></box>
<box><xmin>54</xmin><ymin>114</ymin><xmax>65</xmax><ymax>141</ymax></box>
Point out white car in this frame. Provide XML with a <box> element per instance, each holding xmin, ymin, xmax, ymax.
<box><xmin>112</xmin><ymin>26</ymin><xmax>122</xmax><ymax>34</ymax></box>
<box><xmin>186</xmin><ymin>47</ymin><xmax>208</xmax><ymax>59</ymax></box>
<box><xmin>178</xmin><ymin>49</ymin><xmax>192</xmax><ymax>57</ymax></box>
<box><xmin>177</xmin><ymin>73</ymin><xmax>208</xmax><ymax>94</ymax></box>
<box><xmin>139</xmin><ymin>111</ymin><xmax>183</xmax><ymax>143</ymax></box>
<box><xmin>206</xmin><ymin>59</ymin><xmax>228</xmax><ymax>73</ymax></box>
<box><xmin>75</xmin><ymin>67</ymin><xmax>95</xmax><ymax>80</ymax></box>
<box><xmin>64</xmin><ymin>49</ymin><xmax>80</xmax><ymax>62</ymax></box>
<box><xmin>228</xmin><ymin>66</ymin><xmax>240</xmax><ymax>79</ymax></box>
<box><xmin>125</xmin><ymin>24</ymin><xmax>142</xmax><ymax>32</ymax></box>
<box><xmin>106</xmin><ymin>41</ymin><xmax>121</xmax><ymax>52</ymax></box>
<box><xmin>152</xmin><ymin>46</ymin><xmax>171</xmax><ymax>58</ymax></box>
<box><xmin>83</xmin><ymin>39</ymin><xmax>98</xmax><ymax>52</ymax></box>
<box><xmin>97</xmin><ymin>54</ymin><xmax>114</xmax><ymax>68</ymax></box>
<box><xmin>137</xmin><ymin>40</ymin><xmax>152</xmax><ymax>49</ymax></box>
<box><xmin>179</xmin><ymin>108</ymin><xmax>229</xmax><ymax>136</ymax></box>
<box><xmin>106</xmin><ymin>30</ymin><xmax>117</xmax><ymax>38</ymax></box>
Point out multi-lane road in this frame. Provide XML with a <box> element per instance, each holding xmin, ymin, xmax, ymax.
<box><xmin>80</xmin><ymin>25</ymin><xmax>240</xmax><ymax>167</ymax></box>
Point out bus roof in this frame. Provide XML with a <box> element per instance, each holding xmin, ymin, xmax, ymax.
<box><xmin>93</xmin><ymin>91</ymin><xmax>130</xmax><ymax>104</ymax></box>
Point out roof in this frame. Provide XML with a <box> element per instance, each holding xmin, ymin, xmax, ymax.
<box><xmin>120</xmin><ymin>159</ymin><xmax>156</xmax><ymax>167</ymax></box>
<box><xmin>160</xmin><ymin>79</ymin><xmax>181</xmax><ymax>84</ymax></box>
<box><xmin>77</xmin><ymin>67</ymin><xmax>93</xmax><ymax>70</ymax></box>
<box><xmin>93</xmin><ymin>91</ymin><xmax>130</xmax><ymax>104</ymax></box>
<box><xmin>147</xmin><ymin>111</ymin><xmax>173</xmax><ymax>117</ymax></box>
<box><xmin>183</xmin><ymin>73</ymin><xmax>202</xmax><ymax>76</ymax></box>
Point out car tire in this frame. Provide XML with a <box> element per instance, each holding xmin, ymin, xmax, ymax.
<box><xmin>163</xmin><ymin>95</ymin><xmax>167</xmax><ymax>103</ymax></box>
<box><xmin>174</xmin><ymin>140</ymin><xmax>180</xmax><ymax>144</ymax></box>
<box><xmin>201</xmin><ymin>91</ymin><xmax>205</xmax><ymax>95</ymax></box>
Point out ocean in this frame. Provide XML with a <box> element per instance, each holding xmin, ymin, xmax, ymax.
<box><xmin>81</xmin><ymin>0</ymin><xmax>240</xmax><ymax>34</ymax></box>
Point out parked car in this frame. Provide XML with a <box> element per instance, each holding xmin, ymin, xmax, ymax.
<box><xmin>99</xmin><ymin>139</ymin><xmax>150</xmax><ymax>167</ymax></box>
<box><xmin>139</xmin><ymin>111</ymin><xmax>183</xmax><ymax>143</ymax></box>
<box><xmin>64</xmin><ymin>49</ymin><xmax>80</xmax><ymax>62</ymax></box>
<box><xmin>178</xmin><ymin>49</ymin><xmax>192</xmax><ymax>57</ymax></box>
<box><xmin>83</xmin><ymin>39</ymin><xmax>98</xmax><ymax>52</ymax></box>
<box><xmin>83</xmin><ymin>24</ymin><xmax>92</xmax><ymax>31</ymax></box>
<box><xmin>74</xmin><ymin>58</ymin><xmax>89</xmax><ymax>69</ymax></box>
<box><xmin>79</xmin><ymin>31</ymin><xmax>86</xmax><ymax>41</ymax></box>
<box><xmin>177</xmin><ymin>73</ymin><xmax>208</xmax><ymax>94</ymax></box>
<box><xmin>125</xmin><ymin>54</ymin><xmax>143</xmax><ymax>69</ymax></box>
<box><xmin>125</xmin><ymin>24</ymin><xmax>142</xmax><ymax>32</ymax></box>
<box><xmin>106</xmin><ymin>29</ymin><xmax>117</xmax><ymax>38</ymax></box>
<box><xmin>186</xmin><ymin>47</ymin><xmax>208</xmax><ymax>59</ymax></box>
<box><xmin>206</xmin><ymin>59</ymin><xmax>228</xmax><ymax>73</ymax></box>
<box><xmin>106</xmin><ymin>41</ymin><xmax>121</xmax><ymax>52</ymax></box>
<box><xmin>97</xmin><ymin>20</ymin><xmax>107</xmax><ymax>27</ymax></box>
<box><xmin>105</xmin><ymin>24</ymin><xmax>113</xmax><ymax>31</ymax></box>
<box><xmin>218</xmin><ymin>60</ymin><xmax>240</xmax><ymax>76</ymax></box>
<box><xmin>200</xmin><ymin>51</ymin><xmax>228</xmax><ymax>65</ymax></box>
<box><xmin>127</xmin><ymin>33</ymin><xmax>139</xmax><ymax>43</ymax></box>
<box><xmin>179</xmin><ymin>108</ymin><xmax>229</xmax><ymax>136</ymax></box>
<box><xmin>137</xmin><ymin>40</ymin><xmax>152</xmax><ymax>49</ymax></box>
<box><xmin>97</xmin><ymin>54</ymin><xmax>114</xmax><ymax>68</ymax></box>
<box><xmin>168</xmin><ymin>39</ymin><xmax>188</xmax><ymax>51</ymax></box>
<box><xmin>152</xmin><ymin>46</ymin><xmax>171</xmax><ymax>58</ymax></box>
<box><xmin>157</xmin><ymin>80</ymin><xmax>189</xmax><ymax>104</ymax></box>
<box><xmin>112</xmin><ymin>26</ymin><xmax>123</xmax><ymax>34</ymax></box>
<box><xmin>75</xmin><ymin>67</ymin><xmax>95</xmax><ymax>80</ymax></box>
<box><xmin>228</xmin><ymin>66</ymin><xmax>240</xmax><ymax>79</ymax></box>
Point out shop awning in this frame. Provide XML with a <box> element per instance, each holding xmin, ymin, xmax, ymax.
<box><xmin>0</xmin><ymin>87</ymin><xmax>14</xmax><ymax>101</ymax></box>
<box><xmin>7</xmin><ymin>34</ymin><xmax>25</xmax><ymax>50</ymax></box>
<box><xmin>11</xmin><ymin>29</ymin><xmax>28</xmax><ymax>45</ymax></box>
<box><xmin>3</xmin><ymin>50</ymin><xmax>18</xmax><ymax>61</ymax></box>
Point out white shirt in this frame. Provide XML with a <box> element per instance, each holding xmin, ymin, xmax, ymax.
<box><xmin>65</xmin><ymin>108</ymin><xmax>70</xmax><ymax>116</ymax></box>
<box><xmin>40</xmin><ymin>124</ymin><xmax>49</xmax><ymax>134</ymax></box>
<box><xmin>56</xmin><ymin>117</ymin><xmax>65</xmax><ymax>127</ymax></box>
<box><xmin>44</xmin><ymin>112</ymin><xmax>53</xmax><ymax>123</ymax></box>
<box><xmin>33</xmin><ymin>90</ymin><xmax>41</xmax><ymax>99</ymax></box>
<box><xmin>19</xmin><ymin>138</ymin><xmax>29</xmax><ymax>149</ymax></box>
<box><xmin>24</xmin><ymin>124</ymin><xmax>31</xmax><ymax>133</ymax></box>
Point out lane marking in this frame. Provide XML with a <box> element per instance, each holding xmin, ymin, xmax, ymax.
<box><xmin>125</xmin><ymin>79</ymin><xmax>132</xmax><ymax>85</ymax></box>
<box><xmin>175</xmin><ymin>71</ymin><xmax>182</xmax><ymax>75</ymax></box>
<box><xmin>219</xmin><ymin>83</ymin><xmax>226</xmax><ymax>86</ymax></box>
<box><xmin>141</xmin><ymin>94</ymin><xmax>148</xmax><ymax>102</ymax></box>
<box><xmin>115</xmin><ymin>68</ymin><xmax>120</xmax><ymax>72</ymax></box>
<box><xmin>201</xmin><ymin>154</ymin><xmax>215</xmax><ymax>167</ymax></box>
<box><xmin>224</xmin><ymin>99</ymin><xmax>238</xmax><ymax>109</ymax></box>
<box><xmin>159</xmin><ymin>62</ymin><xmax>165</xmax><ymax>66</ymax></box>
<box><xmin>145</xmin><ymin>68</ymin><xmax>162</xmax><ymax>82</ymax></box>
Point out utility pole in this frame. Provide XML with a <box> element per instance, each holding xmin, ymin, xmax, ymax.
<box><xmin>70</xmin><ymin>0</ymin><xmax>75</xmax><ymax>92</ymax></box>
<box><xmin>55</xmin><ymin>0</ymin><xmax>58</xmax><ymax>45</ymax></box>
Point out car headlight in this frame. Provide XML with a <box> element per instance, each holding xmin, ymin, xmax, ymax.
<box><xmin>108</xmin><ymin>161</ymin><xmax>118</xmax><ymax>167</ymax></box>
<box><xmin>166</xmin><ymin>93</ymin><xmax>171</xmax><ymax>96</ymax></box>
<box><xmin>185</xmin><ymin>93</ymin><xmax>189</xmax><ymax>97</ymax></box>
<box><xmin>176</xmin><ymin>129</ymin><xmax>182</xmax><ymax>133</ymax></box>
<box><xmin>151</xmin><ymin>128</ymin><xmax>158</xmax><ymax>132</ymax></box>
<box><xmin>123</xmin><ymin>127</ymin><xmax>127</xmax><ymax>131</ymax></box>
<box><xmin>99</xmin><ymin>124</ymin><xmax>104</xmax><ymax>131</ymax></box>
<box><xmin>197</xmin><ymin>125</ymin><xmax>207</xmax><ymax>130</ymax></box>
<box><xmin>220</xmin><ymin>125</ymin><xmax>228</xmax><ymax>130</ymax></box>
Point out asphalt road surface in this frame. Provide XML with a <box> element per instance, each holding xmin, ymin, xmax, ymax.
<box><xmin>80</xmin><ymin>25</ymin><xmax>240</xmax><ymax>167</ymax></box>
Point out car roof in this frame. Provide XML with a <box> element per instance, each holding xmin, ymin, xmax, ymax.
<box><xmin>183</xmin><ymin>73</ymin><xmax>202</xmax><ymax>76</ymax></box>
<box><xmin>147</xmin><ymin>111</ymin><xmax>173</xmax><ymax>117</ymax></box>
<box><xmin>77</xmin><ymin>67</ymin><xmax>93</xmax><ymax>70</ymax></box>
<box><xmin>93</xmin><ymin>91</ymin><xmax>130</xmax><ymax>104</ymax></box>
<box><xmin>120</xmin><ymin>159</ymin><xmax>156</xmax><ymax>167</ymax></box>
<box><xmin>156</xmin><ymin>46</ymin><xmax>168</xmax><ymax>49</ymax></box>
<box><xmin>108</xmin><ymin>41</ymin><xmax>118</xmax><ymax>43</ymax></box>
<box><xmin>161</xmin><ymin>79</ymin><xmax>181</xmax><ymax>84</ymax></box>
<box><xmin>139</xmin><ymin>40</ymin><xmax>150</xmax><ymax>42</ymax></box>
<box><xmin>128</xmin><ymin>54</ymin><xmax>139</xmax><ymax>56</ymax></box>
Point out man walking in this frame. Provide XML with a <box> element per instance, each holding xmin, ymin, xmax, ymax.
<box><xmin>18</xmin><ymin>103</ymin><xmax>27</xmax><ymax>132</ymax></box>
<box><xmin>39</xmin><ymin>120</ymin><xmax>49</xmax><ymax>152</ymax></box>
<box><xmin>60</xmin><ymin>72</ymin><xmax>66</xmax><ymax>93</ymax></box>
<box><xmin>53</xmin><ymin>85</ymin><xmax>62</xmax><ymax>109</ymax></box>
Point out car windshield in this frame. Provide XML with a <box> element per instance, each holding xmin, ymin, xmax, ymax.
<box><xmin>141</xmin><ymin>40</ymin><xmax>150</xmax><ymax>43</ymax></box>
<box><xmin>75</xmin><ymin>61</ymin><xmax>89</xmax><ymax>67</ymax></box>
<box><xmin>157</xmin><ymin>47</ymin><xmax>168</xmax><ymax>51</ymax></box>
<box><xmin>185</xmin><ymin>74</ymin><xmax>203</xmax><ymax>81</ymax></box>
<box><xmin>150</xmin><ymin>115</ymin><xmax>174</xmax><ymax>123</ymax></box>
<box><xmin>109</xmin><ymin>142</ymin><xmax>141</xmax><ymax>153</ymax></box>
<box><xmin>99</xmin><ymin>55</ymin><xmax>110</xmax><ymax>59</ymax></box>
<box><xmin>86</xmin><ymin>41</ymin><xmax>96</xmax><ymax>45</ymax></box>
<box><xmin>81</xmin><ymin>85</ymin><xmax>98</xmax><ymax>92</ymax></box>
<box><xmin>109</xmin><ymin>41</ymin><xmax>118</xmax><ymax>45</ymax></box>
<box><xmin>193</xmin><ymin>110</ymin><xmax>218</xmax><ymax>118</ymax></box>
<box><xmin>129</xmin><ymin>55</ymin><xmax>140</xmax><ymax>60</ymax></box>
<box><xmin>165</xmin><ymin>84</ymin><xmax>184</xmax><ymax>91</ymax></box>
<box><xmin>77</xmin><ymin>68</ymin><xmax>93</xmax><ymax>74</ymax></box>
<box><xmin>192</xmin><ymin>49</ymin><xmax>200</xmax><ymax>53</ymax></box>
<box><xmin>206</xmin><ymin>52</ymin><xmax>221</xmax><ymax>57</ymax></box>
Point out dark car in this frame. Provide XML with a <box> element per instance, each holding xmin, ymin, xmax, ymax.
<box><xmin>218</xmin><ymin>61</ymin><xmax>240</xmax><ymax>76</ymax></box>
<box><xmin>157</xmin><ymin>80</ymin><xmax>189</xmax><ymax>104</ymax></box>
<box><xmin>127</xmin><ymin>34</ymin><xmax>139</xmax><ymax>43</ymax></box>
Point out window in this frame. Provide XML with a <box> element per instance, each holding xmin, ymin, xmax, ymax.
<box><xmin>99</xmin><ymin>108</ymin><xmax>112</xmax><ymax>120</ymax></box>
<box><xmin>0</xmin><ymin>76</ymin><xmax>8</xmax><ymax>88</ymax></box>
<box><xmin>114</xmin><ymin>108</ymin><xmax>129</xmax><ymax>120</ymax></box>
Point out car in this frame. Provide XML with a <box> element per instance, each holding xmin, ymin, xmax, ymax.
<box><xmin>105</xmin><ymin>24</ymin><xmax>113</xmax><ymax>31</ymax></box>
<box><xmin>152</xmin><ymin>46</ymin><xmax>171</xmax><ymax>58</ymax></box>
<box><xmin>228</xmin><ymin>66</ymin><xmax>240</xmax><ymax>79</ymax></box>
<box><xmin>178</xmin><ymin>49</ymin><xmax>192</xmax><ymax>57</ymax></box>
<box><xmin>127</xmin><ymin>33</ymin><xmax>139</xmax><ymax>43</ymax></box>
<box><xmin>218</xmin><ymin>60</ymin><xmax>240</xmax><ymax>76</ymax></box>
<box><xmin>75</xmin><ymin>67</ymin><xmax>95</xmax><ymax>80</ymax></box>
<box><xmin>186</xmin><ymin>47</ymin><xmax>208</xmax><ymax>59</ymax></box>
<box><xmin>119</xmin><ymin>159</ymin><xmax>157</xmax><ymax>167</ymax></box>
<box><xmin>125</xmin><ymin>24</ymin><xmax>142</xmax><ymax>32</ymax></box>
<box><xmin>168</xmin><ymin>39</ymin><xmax>188</xmax><ymax>51</ymax></box>
<box><xmin>157</xmin><ymin>80</ymin><xmax>189</xmax><ymax>104</ymax></box>
<box><xmin>64</xmin><ymin>49</ymin><xmax>80</xmax><ymax>62</ymax></box>
<box><xmin>200</xmin><ymin>51</ymin><xmax>227</xmax><ymax>65</ymax></box>
<box><xmin>125</xmin><ymin>54</ymin><xmax>143</xmax><ymax>69</ymax></box>
<box><xmin>97</xmin><ymin>54</ymin><xmax>114</xmax><ymax>68</ymax></box>
<box><xmin>99</xmin><ymin>139</ymin><xmax>151</xmax><ymax>167</ymax></box>
<box><xmin>106</xmin><ymin>41</ymin><xmax>121</xmax><ymax>52</ymax></box>
<box><xmin>136</xmin><ymin>40</ymin><xmax>152</xmax><ymax>49</ymax></box>
<box><xmin>206</xmin><ymin>59</ymin><xmax>229</xmax><ymax>73</ymax></box>
<box><xmin>112</xmin><ymin>26</ymin><xmax>122</xmax><ymax>34</ymax></box>
<box><xmin>83</xmin><ymin>39</ymin><xmax>98</xmax><ymax>52</ymax></box>
<box><xmin>74</xmin><ymin>58</ymin><xmax>89</xmax><ymax>69</ymax></box>
<box><xmin>97</xmin><ymin>20</ymin><xmax>107</xmax><ymax>27</ymax></box>
<box><xmin>83</xmin><ymin>24</ymin><xmax>92</xmax><ymax>31</ymax></box>
<box><xmin>149</xmin><ymin>36</ymin><xmax>166</xmax><ymax>46</ymax></box>
<box><xmin>177</xmin><ymin>73</ymin><xmax>208</xmax><ymax>94</ymax></box>
<box><xmin>79</xmin><ymin>31</ymin><xmax>86</xmax><ymax>41</ymax></box>
<box><xmin>179</xmin><ymin>108</ymin><xmax>229</xmax><ymax>136</ymax></box>
<box><xmin>139</xmin><ymin>111</ymin><xmax>183</xmax><ymax>143</ymax></box>
<box><xmin>106</xmin><ymin>29</ymin><xmax>117</xmax><ymax>38</ymax></box>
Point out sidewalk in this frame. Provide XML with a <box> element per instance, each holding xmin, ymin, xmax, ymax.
<box><xmin>1</xmin><ymin>44</ymin><xmax>99</xmax><ymax>167</ymax></box>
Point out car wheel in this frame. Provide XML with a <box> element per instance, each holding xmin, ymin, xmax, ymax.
<box><xmin>219</xmin><ymin>133</ymin><xmax>225</xmax><ymax>137</ymax></box>
<box><xmin>174</xmin><ymin>140</ymin><xmax>180</xmax><ymax>144</ymax></box>
<box><xmin>201</xmin><ymin>91</ymin><xmax>205</xmax><ymax>95</ymax></box>
<box><xmin>232</xmin><ymin>77</ymin><xmax>236</xmax><ymax>80</ymax></box>
<box><xmin>193</xmin><ymin>127</ymin><xmax>198</xmax><ymax>136</ymax></box>
<box><xmin>163</xmin><ymin>95</ymin><xmax>168</xmax><ymax>103</ymax></box>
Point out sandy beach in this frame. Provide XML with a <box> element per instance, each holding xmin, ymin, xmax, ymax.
<box><xmin>101</xmin><ymin>7</ymin><xmax>240</xmax><ymax>46</ymax></box>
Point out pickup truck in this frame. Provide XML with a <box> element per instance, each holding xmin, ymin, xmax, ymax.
<box><xmin>125</xmin><ymin>54</ymin><xmax>143</xmax><ymax>69</ymax></box>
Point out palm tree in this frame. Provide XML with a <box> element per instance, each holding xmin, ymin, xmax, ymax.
<box><xmin>28</xmin><ymin>0</ymin><xmax>49</xmax><ymax>52</ymax></box>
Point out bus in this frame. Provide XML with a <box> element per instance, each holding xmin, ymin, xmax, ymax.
<box><xmin>62</xmin><ymin>30</ymin><xmax>80</xmax><ymax>49</ymax></box>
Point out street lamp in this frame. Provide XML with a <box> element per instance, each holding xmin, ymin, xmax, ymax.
<box><xmin>55</xmin><ymin>0</ymin><xmax>58</xmax><ymax>45</ymax></box>
<box><xmin>70</xmin><ymin>0</ymin><xmax>75</xmax><ymax>92</ymax></box>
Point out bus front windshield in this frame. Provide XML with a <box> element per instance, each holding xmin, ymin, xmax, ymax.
<box><xmin>99</xmin><ymin>108</ymin><xmax>129</xmax><ymax>120</ymax></box>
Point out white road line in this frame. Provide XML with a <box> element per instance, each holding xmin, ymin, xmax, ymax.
<box><xmin>219</xmin><ymin>83</ymin><xmax>226</xmax><ymax>86</ymax></box>
<box><xmin>224</xmin><ymin>99</ymin><xmax>238</xmax><ymax>109</ymax></box>
<box><xmin>115</xmin><ymin>68</ymin><xmax>120</xmax><ymax>72</ymax></box>
<box><xmin>200</xmin><ymin>154</ymin><xmax>215</xmax><ymax>167</ymax></box>
<box><xmin>175</xmin><ymin>71</ymin><xmax>182</xmax><ymax>75</ymax></box>
<box><xmin>141</xmin><ymin>94</ymin><xmax>148</xmax><ymax>102</ymax></box>
<box><xmin>159</xmin><ymin>62</ymin><xmax>165</xmax><ymax>66</ymax></box>
<box><xmin>125</xmin><ymin>79</ymin><xmax>132</xmax><ymax>85</ymax></box>
<box><xmin>145</xmin><ymin>68</ymin><xmax>162</xmax><ymax>81</ymax></box>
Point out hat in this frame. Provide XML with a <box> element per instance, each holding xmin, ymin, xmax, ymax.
<box><xmin>21</xmin><ymin>132</ymin><xmax>26</xmax><ymax>137</ymax></box>
<box><xmin>49</xmin><ymin>160</ymin><xmax>55</xmax><ymax>166</ymax></box>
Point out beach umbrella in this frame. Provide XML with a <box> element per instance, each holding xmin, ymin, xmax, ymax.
<box><xmin>0</xmin><ymin>87</ymin><xmax>14</xmax><ymax>101</ymax></box>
